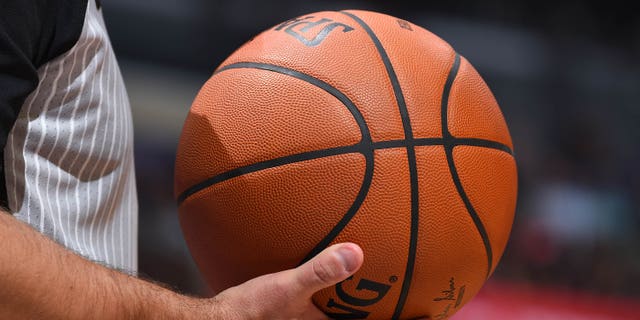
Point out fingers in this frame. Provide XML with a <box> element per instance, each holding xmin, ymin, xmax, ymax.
<box><xmin>290</xmin><ymin>242</ymin><xmax>364</xmax><ymax>298</ymax></box>
<box><xmin>210</xmin><ymin>243</ymin><xmax>364</xmax><ymax>319</ymax></box>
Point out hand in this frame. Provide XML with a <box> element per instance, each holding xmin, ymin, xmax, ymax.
<box><xmin>208</xmin><ymin>242</ymin><xmax>364</xmax><ymax>320</ymax></box>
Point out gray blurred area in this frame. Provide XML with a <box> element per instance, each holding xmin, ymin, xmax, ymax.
<box><xmin>101</xmin><ymin>0</ymin><xmax>640</xmax><ymax>298</ymax></box>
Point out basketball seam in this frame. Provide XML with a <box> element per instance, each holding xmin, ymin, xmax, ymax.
<box><xmin>176</xmin><ymin>135</ymin><xmax>512</xmax><ymax>205</ymax></box>
<box><xmin>441</xmin><ymin>54</ymin><xmax>495</xmax><ymax>279</ymax></box>
<box><xmin>176</xmin><ymin>135</ymin><xmax>513</xmax><ymax>204</ymax></box>
<box><xmin>339</xmin><ymin>10</ymin><xmax>419</xmax><ymax>320</ymax></box>
<box><xmin>176</xmin><ymin>144</ymin><xmax>360</xmax><ymax>204</ymax></box>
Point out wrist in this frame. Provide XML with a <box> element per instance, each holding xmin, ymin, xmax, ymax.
<box><xmin>129</xmin><ymin>281</ymin><xmax>185</xmax><ymax>320</ymax></box>
<box><xmin>134</xmin><ymin>284</ymin><xmax>221</xmax><ymax>320</ymax></box>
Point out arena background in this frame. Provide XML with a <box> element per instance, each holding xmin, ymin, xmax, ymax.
<box><xmin>101</xmin><ymin>1</ymin><xmax>639</xmax><ymax>318</ymax></box>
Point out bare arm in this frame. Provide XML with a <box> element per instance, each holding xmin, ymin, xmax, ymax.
<box><xmin>0</xmin><ymin>210</ymin><xmax>194</xmax><ymax>319</ymax></box>
<box><xmin>0</xmin><ymin>210</ymin><xmax>364</xmax><ymax>319</ymax></box>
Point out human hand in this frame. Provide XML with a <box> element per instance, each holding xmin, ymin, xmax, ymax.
<box><xmin>206</xmin><ymin>242</ymin><xmax>363</xmax><ymax>320</ymax></box>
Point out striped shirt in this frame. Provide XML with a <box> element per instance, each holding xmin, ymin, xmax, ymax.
<box><xmin>0</xmin><ymin>0</ymin><xmax>137</xmax><ymax>271</ymax></box>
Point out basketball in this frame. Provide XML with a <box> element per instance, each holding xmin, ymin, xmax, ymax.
<box><xmin>174</xmin><ymin>9</ymin><xmax>517</xmax><ymax>320</ymax></box>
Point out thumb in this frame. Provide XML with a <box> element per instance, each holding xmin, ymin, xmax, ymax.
<box><xmin>289</xmin><ymin>242</ymin><xmax>364</xmax><ymax>297</ymax></box>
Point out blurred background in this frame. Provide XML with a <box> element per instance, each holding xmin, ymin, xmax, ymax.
<box><xmin>101</xmin><ymin>0</ymin><xmax>639</xmax><ymax>318</ymax></box>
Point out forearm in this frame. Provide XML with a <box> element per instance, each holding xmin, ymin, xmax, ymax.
<box><xmin>0</xmin><ymin>211</ymin><xmax>205</xmax><ymax>320</ymax></box>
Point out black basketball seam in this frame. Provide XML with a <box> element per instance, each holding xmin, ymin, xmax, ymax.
<box><xmin>453</xmin><ymin>138</ymin><xmax>513</xmax><ymax>155</ymax></box>
<box><xmin>216</xmin><ymin>62</ymin><xmax>371</xmax><ymax>142</ymax></box>
<box><xmin>176</xmin><ymin>144</ymin><xmax>362</xmax><ymax>205</ymax></box>
<box><xmin>339</xmin><ymin>11</ymin><xmax>418</xmax><ymax>320</ymax></box>
<box><xmin>373</xmin><ymin>138</ymin><xmax>513</xmax><ymax>155</ymax></box>
<box><xmin>441</xmin><ymin>54</ymin><xmax>495</xmax><ymax>279</ymax></box>
<box><xmin>179</xmin><ymin>62</ymin><xmax>376</xmax><ymax>266</ymax></box>
<box><xmin>177</xmin><ymin>135</ymin><xmax>513</xmax><ymax>205</ymax></box>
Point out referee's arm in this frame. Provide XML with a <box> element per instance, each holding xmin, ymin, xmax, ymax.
<box><xmin>0</xmin><ymin>209</ymin><xmax>363</xmax><ymax>319</ymax></box>
<box><xmin>0</xmin><ymin>209</ymin><xmax>189</xmax><ymax>318</ymax></box>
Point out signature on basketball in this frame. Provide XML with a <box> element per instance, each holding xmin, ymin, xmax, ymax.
<box><xmin>432</xmin><ymin>277</ymin><xmax>466</xmax><ymax>320</ymax></box>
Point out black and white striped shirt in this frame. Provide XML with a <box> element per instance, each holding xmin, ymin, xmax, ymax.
<box><xmin>0</xmin><ymin>0</ymin><xmax>137</xmax><ymax>271</ymax></box>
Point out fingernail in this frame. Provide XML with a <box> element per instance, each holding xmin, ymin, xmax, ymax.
<box><xmin>336</xmin><ymin>245</ymin><xmax>360</xmax><ymax>273</ymax></box>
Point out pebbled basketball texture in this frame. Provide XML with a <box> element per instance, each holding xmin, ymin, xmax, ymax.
<box><xmin>174</xmin><ymin>9</ymin><xmax>517</xmax><ymax>320</ymax></box>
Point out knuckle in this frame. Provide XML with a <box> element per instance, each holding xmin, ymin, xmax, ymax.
<box><xmin>311</xmin><ymin>257</ymin><xmax>340</xmax><ymax>285</ymax></box>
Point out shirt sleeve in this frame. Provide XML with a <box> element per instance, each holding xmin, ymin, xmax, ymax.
<box><xmin>0</xmin><ymin>0</ymin><xmax>87</xmax><ymax>209</ymax></box>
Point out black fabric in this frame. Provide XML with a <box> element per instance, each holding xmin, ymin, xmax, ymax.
<box><xmin>0</xmin><ymin>0</ymin><xmax>88</xmax><ymax>209</ymax></box>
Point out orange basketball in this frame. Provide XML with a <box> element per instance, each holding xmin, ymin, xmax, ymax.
<box><xmin>174</xmin><ymin>9</ymin><xmax>517</xmax><ymax>320</ymax></box>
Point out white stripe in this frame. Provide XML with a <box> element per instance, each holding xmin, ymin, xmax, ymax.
<box><xmin>35</xmin><ymin>55</ymin><xmax>69</xmax><ymax>233</ymax></box>
<box><xmin>105</xmin><ymin>56</ymin><xmax>120</xmax><ymax>268</ymax></box>
<box><xmin>85</xmin><ymin>18</ymin><xmax>113</xmax><ymax>262</ymax></box>
<box><xmin>70</xmin><ymin>18</ymin><xmax>100</xmax><ymax>257</ymax></box>
<box><xmin>66</xmin><ymin>28</ymin><xmax>96</xmax><ymax>255</ymax></box>
<box><xmin>126</xmin><ymin>179</ymin><xmax>132</xmax><ymax>269</ymax></box>
<box><xmin>34</xmin><ymin>60</ymin><xmax>65</xmax><ymax>231</ymax></box>
<box><xmin>105</xmin><ymin>81</ymin><xmax>123</xmax><ymax>268</ymax></box>
<box><xmin>13</xmin><ymin>63</ymin><xmax>51</xmax><ymax>223</ymax></box>
<box><xmin>124</xmin><ymin>76</ymin><xmax>136</xmax><ymax>270</ymax></box>
<box><xmin>117</xmin><ymin>86</ymin><xmax>127</xmax><ymax>268</ymax></box>
<box><xmin>56</xmin><ymin>31</ymin><xmax>89</xmax><ymax>252</ymax></box>
<box><xmin>47</xmin><ymin>47</ymin><xmax>81</xmax><ymax>247</ymax></box>
<box><xmin>114</xmin><ymin>64</ymin><xmax>130</xmax><ymax>269</ymax></box>
<box><xmin>122</xmin><ymin>79</ymin><xmax>138</xmax><ymax>270</ymax></box>
<box><xmin>98</xmin><ymin>50</ymin><xmax>119</xmax><ymax>265</ymax></box>
<box><xmin>123</xmin><ymin>75</ymin><xmax>134</xmax><ymax>270</ymax></box>
<box><xmin>114</xmin><ymin>72</ymin><xmax>132</xmax><ymax>269</ymax></box>
<box><xmin>127</xmin><ymin>170</ymin><xmax>136</xmax><ymax>269</ymax></box>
